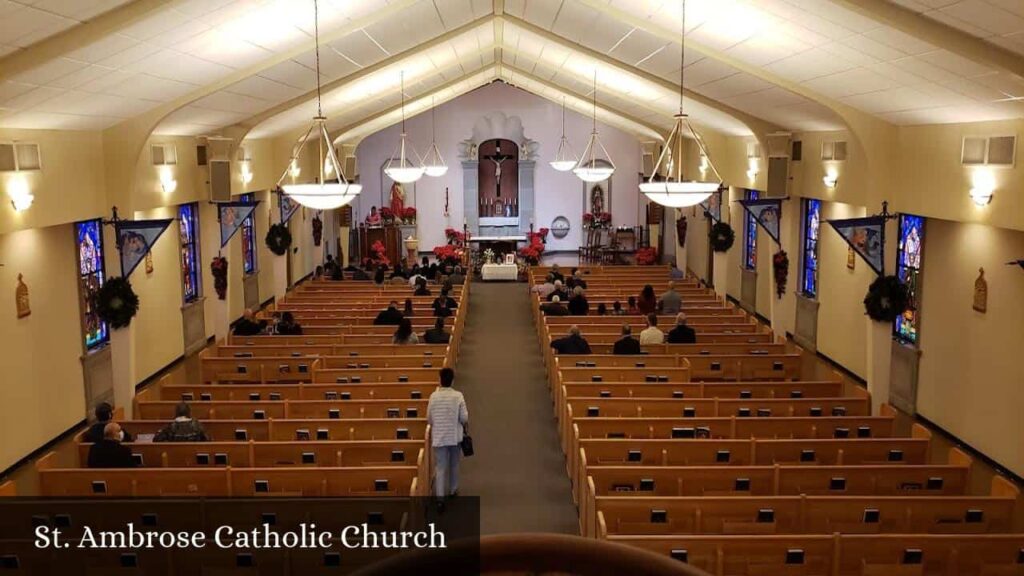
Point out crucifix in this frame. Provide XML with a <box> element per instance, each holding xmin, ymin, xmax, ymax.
<box><xmin>483</xmin><ymin>142</ymin><xmax>513</xmax><ymax>197</ymax></box>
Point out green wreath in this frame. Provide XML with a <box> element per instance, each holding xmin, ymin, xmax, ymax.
<box><xmin>863</xmin><ymin>275</ymin><xmax>911</xmax><ymax>322</ymax></box>
<box><xmin>265</xmin><ymin>223</ymin><xmax>293</xmax><ymax>256</ymax></box>
<box><xmin>709</xmin><ymin>222</ymin><xmax>735</xmax><ymax>252</ymax></box>
<box><xmin>95</xmin><ymin>276</ymin><xmax>139</xmax><ymax>329</ymax></box>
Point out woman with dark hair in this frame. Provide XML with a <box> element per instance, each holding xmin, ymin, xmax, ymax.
<box><xmin>596</xmin><ymin>303</ymin><xmax>608</xmax><ymax>316</ymax></box>
<box><xmin>414</xmin><ymin>277</ymin><xmax>431</xmax><ymax>296</ymax></box>
<box><xmin>637</xmin><ymin>284</ymin><xmax>657</xmax><ymax>315</ymax></box>
<box><xmin>404</xmin><ymin>298</ymin><xmax>414</xmax><ymax>317</ymax></box>
<box><xmin>610</xmin><ymin>300</ymin><xmax>625</xmax><ymax>315</ymax></box>
<box><xmin>626</xmin><ymin>296</ymin><xmax>639</xmax><ymax>315</ymax></box>
<box><xmin>374</xmin><ymin>265</ymin><xmax>386</xmax><ymax>285</ymax></box>
<box><xmin>392</xmin><ymin>318</ymin><xmax>419</xmax><ymax>345</ymax></box>
<box><xmin>275</xmin><ymin>311</ymin><xmax>303</xmax><ymax>335</ymax></box>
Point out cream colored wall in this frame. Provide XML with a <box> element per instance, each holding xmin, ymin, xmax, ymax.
<box><xmin>0</xmin><ymin>224</ymin><xmax>87</xmax><ymax>472</ymax></box>
<box><xmin>814</xmin><ymin>201</ymin><xmax>872</xmax><ymax>379</ymax></box>
<box><xmin>916</xmin><ymin>219</ymin><xmax>1024</xmax><ymax>476</ymax></box>
<box><xmin>131</xmin><ymin>205</ymin><xmax>185</xmax><ymax>382</ymax></box>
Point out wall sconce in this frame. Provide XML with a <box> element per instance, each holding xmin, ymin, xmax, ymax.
<box><xmin>7</xmin><ymin>175</ymin><xmax>34</xmax><ymax>212</ymax></box>
<box><xmin>289</xmin><ymin>158</ymin><xmax>301</xmax><ymax>179</ymax></box>
<box><xmin>240</xmin><ymin>162</ymin><xmax>254</xmax><ymax>185</ymax></box>
<box><xmin>746</xmin><ymin>159</ymin><xmax>759</xmax><ymax>180</ymax></box>
<box><xmin>323</xmin><ymin>156</ymin><xmax>334</xmax><ymax>177</ymax></box>
<box><xmin>699</xmin><ymin>154</ymin><xmax>709</xmax><ymax>175</ymax></box>
<box><xmin>823</xmin><ymin>171</ymin><xmax>838</xmax><ymax>188</ymax></box>
<box><xmin>970</xmin><ymin>171</ymin><xmax>995</xmax><ymax>206</ymax></box>
<box><xmin>158</xmin><ymin>166</ymin><xmax>177</xmax><ymax>194</ymax></box>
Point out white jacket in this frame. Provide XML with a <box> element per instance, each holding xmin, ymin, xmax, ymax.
<box><xmin>427</xmin><ymin>387</ymin><xmax>468</xmax><ymax>447</ymax></box>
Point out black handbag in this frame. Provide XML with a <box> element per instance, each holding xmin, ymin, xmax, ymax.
<box><xmin>460</xmin><ymin>426</ymin><xmax>474</xmax><ymax>457</ymax></box>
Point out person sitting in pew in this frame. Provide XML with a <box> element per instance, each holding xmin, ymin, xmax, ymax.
<box><xmin>374</xmin><ymin>301</ymin><xmax>405</xmax><ymax>325</ymax></box>
<box><xmin>547</xmin><ymin>280</ymin><xmax>569</xmax><ymax>302</ymax></box>
<box><xmin>83</xmin><ymin>402</ymin><xmax>132</xmax><ymax>444</ymax></box>
<box><xmin>613</xmin><ymin>324</ymin><xmax>642</xmax><ymax>355</ymax></box>
<box><xmin>274</xmin><ymin>311</ymin><xmax>303</xmax><ymax>335</ymax></box>
<box><xmin>549</xmin><ymin>263</ymin><xmax>565</xmax><ymax>283</ymax></box>
<box><xmin>568</xmin><ymin>286</ymin><xmax>590</xmax><ymax>316</ymax></box>
<box><xmin>404</xmin><ymin>298</ymin><xmax>415</xmax><ymax>317</ymax></box>
<box><xmin>540</xmin><ymin>295</ymin><xmax>569</xmax><ymax>316</ymax></box>
<box><xmin>448</xmin><ymin>265</ymin><xmax>466</xmax><ymax>285</ymax></box>
<box><xmin>393</xmin><ymin>318</ymin><xmax>420</xmax><ymax>345</ymax></box>
<box><xmin>374</xmin><ymin>265</ymin><xmax>387</xmax><ymax>285</ymax></box>
<box><xmin>550</xmin><ymin>325</ymin><xmax>592</xmax><ymax>355</ymax></box>
<box><xmin>658</xmin><ymin>281</ymin><xmax>683</xmax><ymax>314</ymax></box>
<box><xmin>611</xmin><ymin>300</ymin><xmax>626</xmax><ymax>315</ymax></box>
<box><xmin>154</xmin><ymin>403</ymin><xmax>208</xmax><ymax>442</ymax></box>
<box><xmin>352</xmin><ymin>262</ymin><xmax>372</xmax><ymax>281</ymax></box>
<box><xmin>423</xmin><ymin>317</ymin><xmax>451</xmax><ymax>344</ymax></box>
<box><xmin>639</xmin><ymin>313</ymin><xmax>665</xmax><ymax>345</ymax></box>
<box><xmin>330</xmin><ymin>262</ymin><xmax>344</xmax><ymax>281</ymax></box>
<box><xmin>626</xmin><ymin>296</ymin><xmax>639</xmax><ymax>315</ymax></box>
<box><xmin>233</xmin><ymin>309</ymin><xmax>267</xmax><ymax>336</ymax></box>
<box><xmin>408</xmin><ymin>265</ymin><xmax>426</xmax><ymax>287</ymax></box>
<box><xmin>567</xmin><ymin>268</ymin><xmax>588</xmax><ymax>290</ymax></box>
<box><xmin>432</xmin><ymin>288</ymin><xmax>458</xmax><ymax>315</ymax></box>
<box><xmin>637</xmin><ymin>284</ymin><xmax>658</xmax><ymax>315</ymax></box>
<box><xmin>414</xmin><ymin>277</ymin><xmax>432</xmax><ymax>296</ymax></box>
<box><xmin>87</xmin><ymin>423</ymin><xmax>137</xmax><ymax>469</ymax></box>
<box><xmin>596</xmin><ymin>303</ymin><xmax>608</xmax><ymax>316</ymax></box>
<box><xmin>669</xmin><ymin>261</ymin><xmax>685</xmax><ymax>280</ymax></box>
<box><xmin>667</xmin><ymin>312</ymin><xmax>697</xmax><ymax>344</ymax></box>
<box><xmin>532</xmin><ymin>274</ymin><xmax>557</xmax><ymax>299</ymax></box>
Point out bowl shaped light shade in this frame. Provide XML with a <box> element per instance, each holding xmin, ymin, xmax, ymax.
<box><xmin>385</xmin><ymin>166</ymin><xmax>425</xmax><ymax>184</ymax></box>
<box><xmin>550</xmin><ymin>160</ymin><xmax>577</xmax><ymax>172</ymax></box>
<box><xmin>421</xmin><ymin>142</ymin><xmax>448</xmax><ymax>177</ymax></box>
<box><xmin>282</xmin><ymin>182</ymin><xmax>360</xmax><ymax>210</ymax></box>
<box><xmin>424</xmin><ymin>165</ymin><xmax>448</xmax><ymax>177</ymax></box>
<box><xmin>640</xmin><ymin>181</ymin><xmax>716</xmax><ymax>208</ymax></box>
<box><xmin>574</xmin><ymin>165</ymin><xmax>615</xmax><ymax>183</ymax></box>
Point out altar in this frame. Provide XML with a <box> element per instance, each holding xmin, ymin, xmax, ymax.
<box><xmin>480</xmin><ymin>263</ymin><xmax>519</xmax><ymax>281</ymax></box>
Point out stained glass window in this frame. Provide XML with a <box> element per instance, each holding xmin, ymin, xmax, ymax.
<box><xmin>75</xmin><ymin>219</ymin><xmax>108</xmax><ymax>350</ymax></box>
<box><xmin>179</xmin><ymin>203</ymin><xmax>201</xmax><ymax>303</ymax></box>
<box><xmin>240</xmin><ymin>193</ymin><xmax>257</xmax><ymax>275</ymax></box>
<box><xmin>802</xmin><ymin>198</ymin><xmax>821</xmax><ymax>297</ymax></box>
<box><xmin>894</xmin><ymin>214</ymin><xmax>925</xmax><ymax>344</ymax></box>
<box><xmin>744</xmin><ymin>189</ymin><xmax>759</xmax><ymax>270</ymax></box>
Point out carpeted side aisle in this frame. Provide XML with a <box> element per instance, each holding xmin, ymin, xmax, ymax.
<box><xmin>455</xmin><ymin>281</ymin><xmax>579</xmax><ymax>535</ymax></box>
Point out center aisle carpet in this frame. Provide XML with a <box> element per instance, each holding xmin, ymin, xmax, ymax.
<box><xmin>455</xmin><ymin>281</ymin><xmax>579</xmax><ymax>535</ymax></box>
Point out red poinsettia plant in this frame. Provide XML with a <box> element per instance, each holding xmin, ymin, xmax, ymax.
<box><xmin>519</xmin><ymin>235</ymin><xmax>546</xmax><ymax>265</ymax></box>
<box><xmin>369</xmin><ymin>240</ymin><xmax>390</xmax><ymax>267</ymax></box>
<box><xmin>537</xmin><ymin>227</ymin><xmax>550</xmax><ymax>242</ymax></box>
<box><xmin>583</xmin><ymin>212</ymin><xmax>612</xmax><ymax>229</ymax></box>
<box><xmin>444</xmin><ymin>228</ymin><xmax>466</xmax><ymax>246</ymax></box>
<box><xmin>379</xmin><ymin>207</ymin><xmax>395</xmax><ymax>223</ymax></box>
<box><xmin>402</xmin><ymin>207</ymin><xmax>417</xmax><ymax>222</ymax></box>
<box><xmin>210</xmin><ymin>256</ymin><xmax>228</xmax><ymax>300</ymax></box>
<box><xmin>635</xmin><ymin>246</ymin><xmax>658</xmax><ymax>266</ymax></box>
<box><xmin>432</xmin><ymin>244</ymin><xmax>464</xmax><ymax>267</ymax></box>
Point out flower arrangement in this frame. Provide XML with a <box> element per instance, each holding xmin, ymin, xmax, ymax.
<box><xmin>518</xmin><ymin>235</ymin><xmax>545</xmax><ymax>265</ymax></box>
<box><xmin>210</xmin><ymin>256</ymin><xmax>228</xmax><ymax>300</ymax></box>
<box><xmin>772</xmin><ymin>250</ymin><xmax>789</xmax><ymax>299</ymax></box>
<box><xmin>537</xmin><ymin>227</ymin><xmax>550</xmax><ymax>242</ymax></box>
<box><xmin>369</xmin><ymin>240</ymin><xmax>390</xmax><ymax>267</ymax></box>
<box><xmin>402</xmin><ymin>206</ymin><xmax>417</xmax><ymax>223</ymax></box>
<box><xmin>584</xmin><ymin>212</ymin><xmax>612</xmax><ymax>229</ymax></box>
<box><xmin>636</xmin><ymin>246</ymin><xmax>658</xmax><ymax>265</ymax></box>
<box><xmin>265</xmin><ymin>223</ymin><xmax>292</xmax><ymax>256</ymax></box>
<box><xmin>379</xmin><ymin>206</ymin><xmax>395</xmax><ymax>224</ymax></box>
<box><xmin>482</xmin><ymin>248</ymin><xmax>496</xmax><ymax>264</ymax></box>
<box><xmin>444</xmin><ymin>227</ymin><xmax>466</xmax><ymax>246</ymax></box>
<box><xmin>433</xmin><ymin>244</ymin><xmax>464</xmax><ymax>267</ymax></box>
<box><xmin>94</xmin><ymin>276</ymin><xmax>139</xmax><ymax>329</ymax></box>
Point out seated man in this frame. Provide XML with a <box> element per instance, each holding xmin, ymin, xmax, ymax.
<box><xmin>666</xmin><ymin>312</ymin><xmax>697</xmax><ymax>344</ymax></box>
<box><xmin>233</xmin><ymin>308</ymin><xmax>267</xmax><ymax>336</ymax></box>
<box><xmin>567</xmin><ymin>286</ymin><xmax>590</xmax><ymax>316</ymax></box>
<box><xmin>613</xmin><ymin>324</ymin><xmax>642</xmax><ymax>355</ymax></box>
<box><xmin>87</xmin><ymin>423</ymin><xmax>136</xmax><ymax>468</ymax></box>
<box><xmin>567</xmin><ymin>269</ymin><xmax>587</xmax><ymax>290</ymax></box>
<box><xmin>549</xmin><ymin>263</ymin><xmax>565</xmax><ymax>283</ymax></box>
<box><xmin>83</xmin><ymin>402</ymin><xmax>132</xmax><ymax>444</ymax></box>
<box><xmin>550</xmin><ymin>325</ymin><xmax>592</xmax><ymax>355</ymax></box>
<box><xmin>154</xmin><ymin>403</ymin><xmax>208</xmax><ymax>442</ymax></box>
<box><xmin>532</xmin><ymin>274</ymin><xmax>557</xmax><ymax>299</ymax></box>
<box><xmin>547</xmin><ymin>280</ymin><xmax>569</xmax><ymax>302</ymax></box>
<box><xmin>639</xmin><ymin>313</ymin><xmax>665</xmax><ymax>345</ymax></box>
<box><xmin>658</xmin><ymin>281</ymin><xmax>682</xmax><ymax>314</ymax></box>
<box><xmin>423</xmin><ymin>317</ymin><xmax>451</xmax><ymax>344</ymax></box>
<box><xmin>414</xmin><ymin>277</ymin><xmax>432</xmax><ymax>296</ymax></box>
<box><xmin>432</xmin><ymin>288</ymin><xmax>458</xmax><ymax>311</ymax></box>
<box><xmin>540</xmin><ymin>295</ymin><xmax>569</xmax><ymax>316</ymax></box>
<box><xmin>274</xmin><ymin>311</ymin><xmax>303</xmax><ymax>335</ymax></box>
<box><xmin>669</xmin><ymin>262</ymin><xmax>685</xmax><ymax>279</ymax></box>
<box><xmin>374</xmin><ymin>301</ymin><xmax>405</xmax><ymax>325</ymax></box>
<box><xmin>448</xmin><ymin>266</ymin><xmax>466</xmax><ymax>285</ymax></box>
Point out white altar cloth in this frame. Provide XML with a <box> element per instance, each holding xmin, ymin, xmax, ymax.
<box><xmin>481</xmin><ymin>263</ymin><xmax>519</xmax><ymax>281</ymax></box>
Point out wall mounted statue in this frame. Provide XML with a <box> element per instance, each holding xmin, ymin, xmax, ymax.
<box><xmin>16</xmin><ymin>273</ymin><xmax>30</xmax><ymax>318</ymax></box>
<box><xmin>973</xmin><ymin>267</ymin><xmax>987</xmax><ymax>313</ymax></box>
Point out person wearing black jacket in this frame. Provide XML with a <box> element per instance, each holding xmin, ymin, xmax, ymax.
<box><xmin>373</xmin><ymin>301</ymin><xmax>405</xmax><ymax>325</ymax></box>
<box><xmin>540</xmin><ymin>295</ymin><xmax>569</xmax><ymax>316</ymax></box>
<box><xmin>274</xmin><ymin>312</ymin><xmax>303</xmax><ymax>335</ymax></box>
<box><xmin>612</xmin><ymin>324</ymin><xmax>642</xmax><ymax>355</ymax></box>
<box><xmin>666</xmin><ymin>313</ymin><xmax>697</xmax><ymax>344</ymax></box>
<box><xmin>567</xmin><ymin>286</ymin><xmax>589</xmax><ymax>316</ymax></box>
<box><xmin>83</xmin><ymin>402</ymin><xmax>132</xmax><ymax>443</ymax></box>
<box><xmin>422</xmin><ymin>317</ymin><xmax>451</xmax><ymax>344</ymax></box>
<box><xmin>87</xmin><ymin>423</ymin><xmax>136</xmax><ymax>468</ymax></box>
<box><xmin>233</xmin><ymin>309</ymin><xmax>267</xmax><ymax>336</ymax></box>
<box><xmin>432</xmin><ymin>289</ymin><xmax>457</xmax><ymax>317</ymax></box>
<box><xmin>550</xmin><ymin>325</ymin><xmax>591</xmax><ymax>355</ymax></box>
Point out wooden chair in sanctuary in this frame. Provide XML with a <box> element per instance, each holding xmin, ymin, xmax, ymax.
<box><xmin>532</xmin><ymin>264</ymin><xmax>1024</xmax><ymax>576</ymax></box>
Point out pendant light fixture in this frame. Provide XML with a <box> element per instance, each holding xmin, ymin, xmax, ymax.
<box><xmin>639</xmin><ymin>0</ymin><xmax>721</xmax><ymax>208</ymax></box>
<box><xmin>383</xmin><ymin>71</ymin><xmax>424</xmax><ymax>183</ymax></box>
<box><xmin>421</xmin><ymin>96</ymin><xmax>447</xmax><ymax>177</ymax></box>
<box><xmin>573</xmin><ymin>72</ymin><xmax>615</xmax><ymax>183</ymax></box>
<box><xmin>277</xmin><ymin>0</ymin><xmax>360</xmax><ymax>210</ymax></box>
<box><xmin>550</xmin><ymin>97</ymin><xmax>578</xmax><ymax>172</ymax></box>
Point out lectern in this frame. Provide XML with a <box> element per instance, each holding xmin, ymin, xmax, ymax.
<box><xmin>358</xmin><ymin>224</ymin><xmax>401</xmax><ymax>265</ymax></box>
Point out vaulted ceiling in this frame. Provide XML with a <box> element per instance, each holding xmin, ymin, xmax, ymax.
<box><xmin>1</xmin><ymin>0</ymin><xmax>1023</xmax><ymax>143</ymax></box>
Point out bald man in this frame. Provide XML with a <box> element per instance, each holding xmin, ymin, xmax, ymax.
<box><xmin>87</xmin><ymin>423</ymin><xmax>136</xmax><ymax>468</ymax></box>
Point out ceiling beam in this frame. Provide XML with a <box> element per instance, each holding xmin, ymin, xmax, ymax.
<box><xmin>827</xmin><ymin>0</ymin><xmax>1024</xmax><ymax>80</ymax></box>
<box><xmin>0</xmin><ymin>0</ymin><xmax>187</xmax><ymax>82</ymax></box>
<box><xmin>232</xmin><ymin>14</ymin><xmax>495</xmax><ymax>137</ymax></box>
<box><xmin>493</xmin><ymin>0</ymin><xmax>505</xmax><ymax>76</ymax></box>
<box><xmin>500</xmin><ymin>14</ymin><xmax>780</xmax><ymax>139</ymax></box>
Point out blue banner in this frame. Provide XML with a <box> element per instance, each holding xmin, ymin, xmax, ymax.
<box><xmin>219</xmin><ymin>201</ymin><xmax>259</xmax><ymax>247</ymax></box>
<box><xmin>739</xmin><ymin>198</ymin><xmax>782</xmax><ymax>244</ymax></box>
<box><xmin>700</xmin><ymin>190</ymin><xmax>722</xmax><ymax>223</ymax></box>
<box><xmin>116</xmin><ymin>219</ymin><xmax>173</xmax><ymax>278</ymax></box>
<box><xmin>279</xmin><ymin>190</ymin><xmax>300</xmax><ymax>224</ymax></box>
<box><xmin>828</xmin><ymin>215</ymin><xmax>886</xmax><ymax>275</ymax></box>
